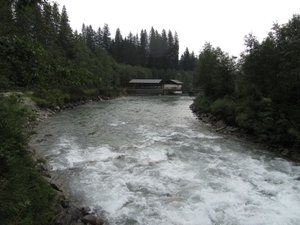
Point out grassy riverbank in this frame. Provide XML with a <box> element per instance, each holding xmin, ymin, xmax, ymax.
<box><xmin>0</xmin><ymin>94</ymin><xmax>56</xmax><ymax>224</ymax></box>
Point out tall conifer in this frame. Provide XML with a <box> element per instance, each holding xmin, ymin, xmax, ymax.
<box><xmin>102</xmin><ymin>23</ymin><xmax>111</xmax><ymax>50</ymax></box>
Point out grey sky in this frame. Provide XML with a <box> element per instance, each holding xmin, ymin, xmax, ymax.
<box><xmin>56</xmin><ymin>0</ymin><xmax>299</xmax><ymax>57</ymax></box>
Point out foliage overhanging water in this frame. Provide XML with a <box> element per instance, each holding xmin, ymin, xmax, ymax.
<box><xmin>30</xmin><ymin>96</ymin><xmax>300</xmax><ymax>225</ymax></box>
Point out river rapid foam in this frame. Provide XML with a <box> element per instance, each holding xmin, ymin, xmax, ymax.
<box><xmin>30</xmin><ymin>96</ymin><xmax>300</xmax><ymax>225</ymax></box>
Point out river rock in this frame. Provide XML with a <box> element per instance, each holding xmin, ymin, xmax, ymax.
<box><xmin>281</xmin><ymin>148</ymin><xmax>290</xmax><ymax>156</ymax></box>
<box><xmin>226</xmin><ymin>126</ymin><xmax>239</xmax><ymax>132</ymax></box>
<box><xmin>81</xmin><ymin>207</ymin><xmax>95</xmax><ymax>216</ymax></box>
<box><xmin>82</xmin><ymin>215</ymin><xmax>104</xmax><ymax>225</ymax></box>
<box><xmin>215</xmin><ymin>120</ymin><xmax>226</xmax><ymax>128</ymax></box>
<box><xmin>215</xmin><ymin>126</ymin><xmax>226</xmax><ymax>131</ymax></box>
<box><xmin>202</xmin><ymin>117</ymin><xmax>211</xmax><ymax>124</ymax></box>
<box><xmin>40</xmin><ymin>170</ymin><xmax>51</xmax><ymax>178</ymax></box>
<box><xmin>43</xmin><ymin>176</ymin><xmax>62</xmax><ymax>192</ymax></box>
<box><xmin>52</xmin><ymin>199</ymin><xmax>83</xmax><ymax>225</ymax></box>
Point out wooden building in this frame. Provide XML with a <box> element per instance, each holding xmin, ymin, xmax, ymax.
<box><xmin>128</xmin><ymin>79</ymin><xmax>183</xmax><ymax>95</ymax></box>
<box><xmin>163</xmin><ymin>79</ymin><xmax>183</xmax><ymax>95</ymax></box>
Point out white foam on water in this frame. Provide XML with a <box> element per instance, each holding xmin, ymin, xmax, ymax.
<box><xmin>48</xmin><ymin>136</ymin><xmax>121</xmax><ymax>171</ymax></box>
<box><xmin>170</xmin><ymin>124</ymin><xmax>189</xmax><ymax>128</ymax></box>
<box><xmin>109</xmin><ymin>120</ymin><xmax>127</xmax><ymax>127</ymax></box>
<box><xmin>33</xmin><ymin>97</ymin><xmax>300</xmax><ymax>225</ymax></box>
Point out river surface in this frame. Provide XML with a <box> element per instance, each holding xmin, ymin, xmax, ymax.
<box><xmin>30</xmin><ymin>96</ymin><xmax>300</xmax><ymax>225</ymax></box>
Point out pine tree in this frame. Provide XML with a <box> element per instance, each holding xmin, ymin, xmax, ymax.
<box><xmin>95</xmin><ymin>27</ymin><xmax>103</xmax><ymax>48</ymax></box>
<box><xmin>102</xmin><ymin>23</ymin><xmax>111</xmax><ymax>50</ymax></box>
<box><xmin>58</xmin><ymin>5</ymin><xmax>73</xmax><ymax>58</ymax></box>
<box><xmin>161</xmin><ymin>29</ymin><xmax>168</xmax><ymax>69</ymax></box>
<box><xmin>110</xmin><ymin>28</ymin><xmax>123</xmax><ymax>61</ymax></box>
<box><xmin>0</xmin><ymin>0</ymin><xmax>14</xmax><ymax>36</ymax></box>
<box><xmin>81</xmin><ymin>24</ymin><xmax>87</xmax><ymax>43</ymax></box>
<box><xmin>148</xmin><ymin>27</ymin><xmax>157</xmax><ymax>68</ymax></box>
<box><xmin>128</xmin><ymin>32</ymin><xmax>133</xmax><ymax>44</ymax></box>
<box><xmin>166</xmin><ymin>30</ymin><xmax>179</xmax><ymax>69</ymax></box>
<box><xmin>190</xmin><ymin>51</ymin><xmax>197</xmax><ymax>70</ymax></box>
<box><xmin>86</xmin><ymin>25</ymin><xmax>96</xmax><ymax>52</ymax></box>
<box><xmin>166</xmin><ymin>30</ymin><xmax>174</xmax><ymax>69</ymax></box>
<box><xmin>51</xmin><ymin>3</ymin><xmax>61</xmax><ymax>36</ymax></box>
<box><xmin>14</xmin><ymin>0</ymin><xmax>44</xmax><ymax>37</ymax></box>
<box><xmin>180</xmin><ymin>47</ymin><xmax>190</xmax><ymax>71</ymax></box>
<box><xmin>115</xmin><ymin>28</ymin><xmax>123</xmax><ymax>44</ymax></box>
<box><xmin>139</xmin><ymin>29</ymin><xmax>148</xmax><ymax>67</ymax></box>
<box><xmin>180</xmin><ymin>48</ymin><xmax>196</xmax><ymax>71</ymax></box>
<box><xmin>173</xmin><ymin>32</ymin><xmax>179</xmax><ymax>69</ymax></box>
<box><xmin>134</xmin><ymin>33</ymin><xmax>139</xmax><ymax>47</ymax></box>
<box><xmin>42</xmin><ymin>2</ymin><xmax>60</xmax><ymax>49</ymax></box>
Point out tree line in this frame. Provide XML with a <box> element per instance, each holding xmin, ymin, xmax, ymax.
<box><xmin>0</xmin><ymin>0</ymin><xmax>195</xmax><ymax>102</ymax></box>
<box><xmin>81</xmin><ymin>23</ymin><xmax>197</xmax><ymax>71</ymax></box>
<box><xmin>193</xmin><ymin>15</ymin><xmax>300</xmax><ymax>150</ymax></box>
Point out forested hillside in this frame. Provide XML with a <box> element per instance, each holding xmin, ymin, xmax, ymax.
<box><xmin>193</xmin><ymin>15</ymin><xmax>300</xmax><ymax>153</ymax></box>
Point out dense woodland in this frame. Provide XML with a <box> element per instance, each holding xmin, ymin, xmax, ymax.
<box><xmin>193</xmin><ymin>15</ymin><xmax>300</xmax><ymax>149</ymax></box>
<box><xmin>0</xmin><ymin>0</ymin><xmax>300</xmax><ymax>224</ymax></box>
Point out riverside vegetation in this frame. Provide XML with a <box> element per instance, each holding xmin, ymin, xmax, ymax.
<box><xmin>1</xmin><ymin>0</ymin><xmax>300</xmax><ymax>224</ymax></box>
<box><xmin>192</xmin><ymin>15</ymin><xmax>300</xmax><ymax>160</ymax></box>
<box><xmin>0</xmin><ymin>95</ymin><xmax>56</xmax><ymax>224</ymax></box>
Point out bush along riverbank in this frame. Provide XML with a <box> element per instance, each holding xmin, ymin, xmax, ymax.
<box><xmin>0</xmin><ymin>93</ymin><xmax>108</xmax><ymax>225</ymax></box>
<box><xmin>0</xmin><ymin>94</ymin><xmax>56</xmax><ymax>224</ymax></box>
<box><xmin>191</xmin><ymin>16</ymin><xmax>300</xmax><ymax>163</ymax></box>
<box><xmin>190</xmin><ymin>94</ymin><xmax>300</xmax><ymax>162</ymax></box>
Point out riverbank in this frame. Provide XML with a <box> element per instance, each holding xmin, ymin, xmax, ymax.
<box><xmin>190</xmin><ymin>103</ymin><xmax>300</xmax><ymax>162</ymax></box>
<box><xmin>22</xmin><ymin>94</ymin><xmax>109</xmax><ymax>225</ymax></box>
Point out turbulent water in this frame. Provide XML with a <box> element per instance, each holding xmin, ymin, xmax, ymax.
<box><xmin>30</xmin><ymin>96</ymin><xmax>300</xmax><ymax>225</ymax></box>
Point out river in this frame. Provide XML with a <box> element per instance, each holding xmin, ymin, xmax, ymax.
<box><xmin>30</xmin><ymin>96</ymin><xmax>300</xmax><ymax>225</ymax></box>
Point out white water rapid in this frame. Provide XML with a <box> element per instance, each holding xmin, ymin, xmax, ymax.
<box><xmin>30</xmin><ymin>96</ymin><xmax>300</xmax><ymax>225</ymax></box>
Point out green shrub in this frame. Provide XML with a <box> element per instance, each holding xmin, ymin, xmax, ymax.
<box><xmin>235</xmin><ymin>112</ymin><xmax>254</xmax><ymax>132</ymax></box>
<box><xmin>99</xmin><ymin>86</ymin><xmax>126</xmax><ymax>97</ymax></box>
<box><xmin>84</xmin><ymin>88</ymin><xmax>99</xmax><ymax>98</ymax></box>
<box><xmin>211</xmin><ymin>99</ymin><xmax>236</xmax><ymax>125</ymax></box>
<box><xmin>32</xmin><ymin>88</ymin><xmax>70</xmax><ymax>108</ymax></box>
<box><xmin>67</xmin><ymin>87</ymin><xmax>86</xmax><ymax>102</ymax></box>
<box><xmin>193</xmin><ymin>93</ymin><xmax>212</xmax><ymax>112</ymax></box>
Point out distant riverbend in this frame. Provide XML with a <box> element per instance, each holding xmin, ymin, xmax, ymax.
<box><xmin>30</xmin><ymin>96</ymin><xmax>300</xmax><ymax>225</ymax></box>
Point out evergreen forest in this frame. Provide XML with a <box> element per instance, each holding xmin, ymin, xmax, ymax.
<box><xmin>0</xmin><ymin>0</ymin><xmax>300</xmax><ymax>224</ymax></box>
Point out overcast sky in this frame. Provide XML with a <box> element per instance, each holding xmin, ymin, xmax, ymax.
<box><xmin>56</xmin><ymin>0</ymin><xmax>299</xmax><ymax>57</ymax></box>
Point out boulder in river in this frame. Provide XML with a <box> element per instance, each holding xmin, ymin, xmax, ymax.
<box><xmin>281</xmin><ymin>148</ymin><xmax>290</xmax><ymax>156</ymax></box>
<box><xmin>82</xmin><ymin>215</ymin><xmax>104</xmax><ymax>225</ymax></box>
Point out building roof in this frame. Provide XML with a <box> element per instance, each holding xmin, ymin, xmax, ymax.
<box><xmin>129</xmin><ymin>79</ymin><xmax>183</xmax><ymax>85</ymax></box>
<box><xmin>167</xmin><ymin>79</ymin><xmax>183</xmax><ymax>84</ymax></box>
<box><xmin>129</xmin><ymin>79</ymin><xmax>163</xmax><ymax>84</ymax></box>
